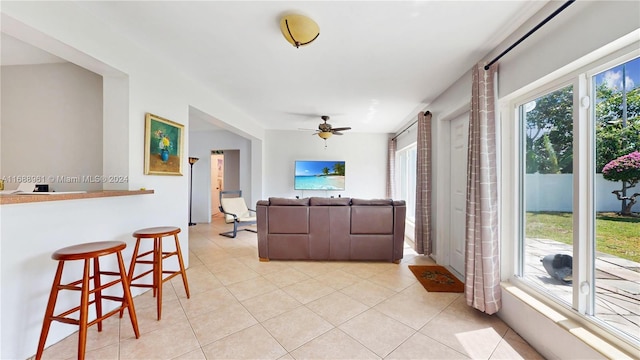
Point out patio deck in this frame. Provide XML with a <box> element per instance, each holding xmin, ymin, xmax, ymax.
<box><xmin>525</xmin><ymin>238</ymin><xmax>639</xmax><ymax>340</ymax></box>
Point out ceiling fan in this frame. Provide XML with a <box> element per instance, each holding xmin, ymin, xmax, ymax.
<box><xmin>314</xmin><ymin>115</ymin><xmax>351</xmax><ymax>140</ymax></box>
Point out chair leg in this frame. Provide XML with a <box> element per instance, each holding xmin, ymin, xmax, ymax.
<box><xmin>219</xmin><ymin>221</ymin><xmax>238</xmax><ymax>238</ymax></box>
<box><xmin>93</xmin><ymin>257</ymin><xmax>103</xmax><ymax>332</ymax></box>
<box><xmin>155</xmin><ymin>237</ymin><xmax>163</xmax><ymax>320</ymax></box>
<box><xmin>36</xmin><ymin>261</ymin><xmax>65</xmax><ymax>360</ymax></box>
<box><xmin>77</xmin><ymin>259</ymin><xmax>91</xmax><ymax>360</ymax></box>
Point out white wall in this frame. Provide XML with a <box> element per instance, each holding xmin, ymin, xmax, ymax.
<box><xmin>0</xmin><ymin>2</ymin><xmax>265</xmax><ymax>359</ymax></box>
<box><xmin>1</xmin><ymin>63</ymin><xmax>103</xmax><ymax>191</ymax></box>
<box><xmin>263</xmin><ymin>130</ymin><xmax>389</xmax><ymax>199</ymax></box>
<box><xmin>189</xmin><ymin>129</ymin><xmax>252</xmax><ymax>223</ymax></box>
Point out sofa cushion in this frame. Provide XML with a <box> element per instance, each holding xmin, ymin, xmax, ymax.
<box><xmin>351</xmin><ymin>206</ymin><xmax>393</xmax><ymax>234</ymax></box>
<box><xmin>268</xmin><ymin>206</ymin><xmax>309</xmax><ymax>234</ymax></box>
<box><xmin>309</xmin><ymin>197</ymin><xmax>351</xmax><ymax>206</ymax></box>
<box><xmin>269</xmin><ymin>197</ymin><xmax>310</xmax><ymax>206</ymax></box>
<box><xmin>351</xmin><ymin>198</ymin><xmax>393</xmax><ymax>206</ymax></box>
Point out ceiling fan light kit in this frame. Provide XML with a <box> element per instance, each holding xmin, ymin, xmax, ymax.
<box><xmin>280</xmin><ymin>14</ymin><xmax>320</xmax><ymax>48</ymax></box>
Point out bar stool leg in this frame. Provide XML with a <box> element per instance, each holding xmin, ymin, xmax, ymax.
<box><xmin>77</xmin><ymin>259</ymin><xmax>91</xmax><ymax>360</ymax></box>
<box><xmin>93</xmin><ymin>257</ymin><xmax>103</xmax><ymax>332</ymax></box>
<box><xmin>35</xmin><ymin>262</ymin><xmax>65</xmax><ymax>360</ymax></box>
<box><xmin>117</xmin><ymin>251</ymin><xmax>140</xmax><ymax>338</ymax></box>
<box><xmin>174</xmin><ymin>233</ymin><xmax>190</xmax><ymax>298</ymax></box>
<box><xmin>156</xmin><ymin>236</ymin><xmax>163</xmax><ymax>320</ymax></box>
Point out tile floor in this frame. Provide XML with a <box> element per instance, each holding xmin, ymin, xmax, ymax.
<box><xmin>37</xmin><ymin>218</ymin><xmax>544</xmax><ymax>359</ymax></box>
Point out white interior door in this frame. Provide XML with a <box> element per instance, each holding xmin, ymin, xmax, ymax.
<box><xmin>449</xmin><ymin>114</ymin><xmax>469</xmax><ymax>274</ymax></box>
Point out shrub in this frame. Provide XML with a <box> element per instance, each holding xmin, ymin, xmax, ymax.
<box><xmin>602</xmin><ymin>151</ymin><xmax>640</xmax><ymax>184</ymax></box>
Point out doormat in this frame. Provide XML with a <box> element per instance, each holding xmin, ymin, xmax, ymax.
<box><xmin>409</xmin><ymin>265</ymin><xmax>464</xmax><ymax>293</ymax></box>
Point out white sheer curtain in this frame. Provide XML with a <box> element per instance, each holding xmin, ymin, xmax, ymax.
<box><xmin>414</xmin><ymin>111</ymin><xmax>432</xmax><ymax>255</ymax></box>
<box><xmin>386</xmin><ymin>138</ymin><xmax>396</xmax><ymax>199</ymax></box>
<box><xmin>464</xmin><ymin>63</ymin><xmax>501</xmax><ymax>314</ymax></box>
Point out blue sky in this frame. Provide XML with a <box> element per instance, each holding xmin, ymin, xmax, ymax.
<box><xmin>295</xmin><ymin>161</ymin><xmax>344</xmax><ymax>176</ymax></box>
<box><xmin>594</xmin><ymin>56</ymin><xmax>640</xmax><ymax>91</ymax></box>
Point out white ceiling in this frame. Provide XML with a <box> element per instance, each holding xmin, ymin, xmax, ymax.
<box><xmin>2</xmin><ymin>1</ymin><xmax>549</xmax><ymax>134</ymax></box>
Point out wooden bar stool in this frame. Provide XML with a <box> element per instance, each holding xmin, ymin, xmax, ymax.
<box><xmin>36</xmin><ymin>241</ymin><xmax>140</xmax><ymax>360</ymax></box>
<box><xmin>128</xmin><ymin>226</ymin><xmax>190</xmax><ymax>320</ymax></box>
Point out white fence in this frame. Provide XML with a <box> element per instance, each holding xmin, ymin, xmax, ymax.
<box><xmin>525</xmin><ymin>174</ymin><xmax>633</xmax><ymax>212</ymax></box>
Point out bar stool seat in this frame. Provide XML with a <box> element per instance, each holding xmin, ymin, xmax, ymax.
<box><xmin>128</xmin><ymin>226</ymin><xmax>190</xmax><ymax>320</ymax></box>
<box><xmin>36</xmin><ymin>241</ymin><xmax>140</xmax><ymax>360</ymax></box>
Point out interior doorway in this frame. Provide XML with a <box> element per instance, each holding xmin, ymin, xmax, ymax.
<box><xmin>210</xmin><ymin>149</ymin><xmax>241</xmax><ymax>218</ymax></box>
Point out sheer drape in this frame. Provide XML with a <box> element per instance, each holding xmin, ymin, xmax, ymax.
<box><xmin>386</xmin><ymin>138</ymin><xmax>396</xmax><ymax>199</ymax></box>
<box><xmin>414</xmin><ymin>111</ymin><xmax>432</xmax><ymax>255</ymax></box>
<box><xmin>464</xmin><ymin>63</ymin><xmax>501</xmax><ymax>314</ymax></box>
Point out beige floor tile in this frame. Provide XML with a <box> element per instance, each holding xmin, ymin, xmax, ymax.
<box><xmin>339</xmin><ymin>279</ymin><xmax>398</xmax><ymax>307</ymax></box>
<box><xmin>374</xmin><ymin>284</ymin><xmax>460</xmax><ymax>330</ymax></box>
<box><xmin>314</xmin><ymin>268</ymin><xmax>363</xmax><ymax>290</ymax></box>
<box><xmin>236</xmin><ymin>255</ymin><xmax>292</xmax><ymax>275</ymax></box>
<box><xmin>263</xmin><ymin>267</ymin><xmax>311</xmax><ymax>288</ymax></box>
<box><xmin>281</xmin><ymin>278</ymin><xmax>336</xmax><ymax>304</ymax></box>
<box><xmin>306</xmin><ymin>291</ymin><xmax>370</xmax><ymax>326</ymax></box>
<box><xmin>289</xmin><ymin>261</ymin><xmax>344</xmax><ymax>277</ymax></box>
<box><xmin>172</xmin><ymin>348</ymin><xmax>207</xmax><ymax>359</ymax></box>
<box><xmin>226</xmin><ymin>275</ymin><xmax>279</xmax><ymax>301</ymax></box>
<box><xmin>129</xmin><ymin>282</ymin><xmax>179</xmax><ymax>312</ymax></box>
<box><xmin>386</xmin><ymin>332</ymin><xmax>469</xmax><ymax>359</ymax></box>
<box><xmin>201</xmin><ymin>324</ymin><xmax>287</xmax><ymax>359</ymax></box>
<box><xmin>489</xmin><ymin>329</ymin><xmax>544</xmax><ymax>360</ymax></box>
<box><xmin>212</xmin><ymin>264</ymin><xmax>261</xmax><ymax>285</ymax></box>
<box><xmin>180</xmin><ymin>287</ymin><xmax>239</xmax><ymax>319</ymax></box>
<box><xmin>241</xmin><ymin>289</ymin><xmax>303</xmax><ymax>322</ymax></box>
<box><xmin>189</xmin><ymin>301</ymin><xmax>258</xmax><ymax>346</ymax></box>
<box><xmin>289</xmin><ymin>328</ymin><xmax>380</xmax><ymax>359</ymax></box>
<box><xmin>119</xmin><ymin>320</ymin><xmax>200</xmax><ymax>359</ymax></box>
<box><xmin>174</xmin><ymin>264</ymin><xmax>223</xmax><ymax>296</ymax></box>
<box><xmin>339</xmin><ymin>262</ymin><xmax>394</xmax><ymax>280</ymax></box>
<box><xmin>338</xmin><ymin>309</ymin><xmax>416</xmax><ymax>358</ymax></box>
<box><xmin>419</xmin><ymin>296</ymin><xmax>509</xmax><ymax>359</ymax></box>
<box><xmin>261</xmin><ymin>306</ymin><xmax>334</xmax><ymax>351</ymax></box>
<box><xmin>366</xmin><ymin>269</ymin><xmax>417</xmax><ymax>292</ymax></box>
<box><xmin>203</xmin><ymin>257</ymin><xmax>246</xmax><ymax>274</ymax></box>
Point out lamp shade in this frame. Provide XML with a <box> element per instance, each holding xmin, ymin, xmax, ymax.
<box><xmin>188</xmin><ymin>157</ymin><xmax>199</xmax><ymax>165</ymax></box>
<box><xmin>280</xmin><ymin>14</ymin><xmax>319</xmax><ymax>48</ymax></box>
<box><xmin>318</xmin><ymin>131</ymin><xmax>332</xmax><ymax>139</ymax></box>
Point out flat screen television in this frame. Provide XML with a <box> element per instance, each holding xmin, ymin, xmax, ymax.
<box><xmin>294</xmin><ymin>160</ymin><xmax>346</xmax><ymax>191</ymax></box>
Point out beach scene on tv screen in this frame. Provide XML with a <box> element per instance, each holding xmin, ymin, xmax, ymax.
<box><xmin>295</xmin><ymin>161</ymin><xmax>345</xmax><ymax>190</ymax></box>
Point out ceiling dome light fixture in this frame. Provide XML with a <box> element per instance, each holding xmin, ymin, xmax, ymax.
<box><xmin>279</xmin><ymin>13</ymin><xmax>320</xmax><ymax>48</ymax></box>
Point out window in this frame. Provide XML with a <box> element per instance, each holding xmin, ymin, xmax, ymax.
<box><xmin>513</xmin><ymin>55</ymin><xmax>640</xmax><ymax>346</ymax></box>
<box><xmin>398</xmin><ymin>144</ymin><xmax>417</xmax><ymax>223</ymax></box>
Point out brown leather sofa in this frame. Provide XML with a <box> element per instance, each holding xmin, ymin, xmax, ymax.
<box><xmin>256</xmin><ymin>197</ymin><xmax>406</xmax><ymax>263</ymax></box>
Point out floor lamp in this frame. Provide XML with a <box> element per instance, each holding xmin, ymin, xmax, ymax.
<box><xmin>188</xmin><ymin>157</ymin><xmax>199</xmax><ymax>226</ymax></box>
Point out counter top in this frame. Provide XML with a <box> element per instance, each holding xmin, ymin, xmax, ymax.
<box><xmin>0</xmin><ymin>189</ymin><xmax>154</xmax><ymax>205</ymax></box>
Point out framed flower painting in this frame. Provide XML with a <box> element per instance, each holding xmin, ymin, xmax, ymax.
<box><xmin>144</xmin><ymin>113</ymin><xmax>184</xmax><ymax>175</ymax></box>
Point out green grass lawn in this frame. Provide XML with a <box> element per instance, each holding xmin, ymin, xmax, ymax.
<box><xmin>526</xmin><ymin>212</ymin><xmax>640</xmax><ymax>263</ymax></box>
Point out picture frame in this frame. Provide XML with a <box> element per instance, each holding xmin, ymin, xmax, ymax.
<box><xmin>144</xmin><ymin>113</ymin><xmax>184</xmax><ymax>175</ymax></box>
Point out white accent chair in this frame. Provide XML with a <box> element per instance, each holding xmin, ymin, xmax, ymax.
<box><xmin>219</xmin><ymin>190</ymin><xmax>257</xmax><ymax>238</ymax></box>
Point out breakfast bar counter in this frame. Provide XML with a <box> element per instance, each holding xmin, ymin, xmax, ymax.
<box><xmin>0</xmin><ymin>189</ymin><xmax>154</xmax><ymax>205</ymax></box>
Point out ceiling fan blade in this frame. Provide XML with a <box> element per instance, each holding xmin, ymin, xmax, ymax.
<box><xmin>332</xmin><ymin>131</ymin><xmax>344</xmax><ymax>135</ymax></box>
<box><xmin>331</xmin><ymin>127</ymin><xmax>351</xmax><ymax>131</ymax></box>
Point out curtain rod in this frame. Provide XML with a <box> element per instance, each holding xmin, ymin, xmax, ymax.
<box><xmin>484</xmin><ymin>0</ymin><xmax>575</xmax><ymax>70</ymax></box>
<box><xmin>391</xmin><ymin>111</ymin><xmax>430</xmax><ymax>141</ymax></box>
